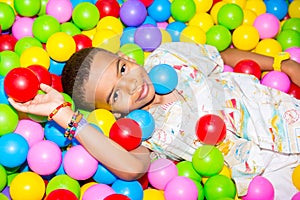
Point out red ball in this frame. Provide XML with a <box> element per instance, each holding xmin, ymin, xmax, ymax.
<box><xmin>104</xmin><ymin>194</ymin><xmax>131</xmax><ymax>200</ymax></box>
<box><xmin>73</xmin><ymin>34</ymin><xmax>92</xmax><ymax>51</ymax></box>
<box><xmin>109</xmin><ymin>118</ymin><xmax>142</xmax><ymax>151</ymax></box>
<box><xmin>288</xmin><ymin>82</ymin><xmax>300</xmax><ymax>100</ymax></box>
<box><xmin>51</xmin><ymin>74</ymin><xmax>63</xmax><ymax>92</ymax></box>
<box><xmin>234</xmin><ymin>59</ymin><xmax>261</xmax><ymax>80</ymax></box>
<box><xmin>140</xmin><ymin>0</ymin><xmax>154</xmax><ymax>7</ymax></box>
<box><xmin>138</xmin><ymin>172</ymin><xmax>149</xmax><ymax>189</ymax></box>
<box><xmin>27</xmin><ymin>64</ymin><xmax>52</xmax><ymax>86</ymax></box>
<box><xmin>4</xmin><ymin>67</ymin><xmax>40</xmax><ymax>102</ymax></box>
<box><xmin>95</xmin><ymin>0</ymin><xmax>120</xmax><ymax>18</ymax></box>
<box><xmin>0</xmin><ymin>34</ymin><xmax>17</xmax><ymax>52</ymax></box>
<box><xmin>44</xmin><ymin>189</ymin><xmax>78</xmax><ymax>200</ymax></box>
<box><xmin>195</xmin><ymin>114</ymin><xmax>226</xmax><ymax>145</ymax></box>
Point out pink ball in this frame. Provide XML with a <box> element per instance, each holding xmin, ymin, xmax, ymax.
<box><xmin>27</xmin><ymin>140</ymin><xmax>62</xmax><ymax>176</ymax></box>
<box><xmin>46</xmin><ymin>0</ymin><xmax>73</xmax><ymax>23</ymax></box>
<box><xmin>292</xmin><ymin>192</ymin><xmax>300</xmax><ymax>200</ymax></box>
<box><xmin>285</xmin><ymin>47</ymin><xmax>300</xmax><ymax>64</ymax></box>
<box><xmin>147</xmin><ymin>158</ymin><xmax>178</xmax><ymax>190</ymax></box>
<box><xmin>261</xmin><ymin>71</ymin><xmax>291</xmax><ymax>93</ymax></box>
<box><xmin>63</xmin><ymin>145</ymin><xmax>98</xmax><ymax>180</ymax></box>
<box><xmin>82</xmin><ymin>184</ymin><xmax>115</xmax><ymax>200</ymax></box>
<box><xmin>14</xmin><ymin>119</ymin><xmax>44</xmax><ymax>147</ymax></box>
<box><xmin>253</xmin><ymin>13</ymin><xmax>280</xmax><ymax>39</ymax></box>
<box><xmin>223</xmin><ymin>64</ymin><xmax>234</xmax><ymax>72</ymax></box>
<box><xmin>164</xmin><ymin>176</ymin><xmax>198</xmax><ymax>200</ymax></box>
<box><xmin>12</xmin><ymin>17</ymin><xmax>34</xmax><ymax>40</ymax></box>
<box><xmin>242</xmin><ymin>176</ymin><xmax>274</xmax><ymax>200</ymax></box>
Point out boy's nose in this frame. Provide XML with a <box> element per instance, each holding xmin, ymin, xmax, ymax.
<box><xmin>119</xmin><ymin>77</ymin><xmax>137</xmax><ymax>94</ymax></box>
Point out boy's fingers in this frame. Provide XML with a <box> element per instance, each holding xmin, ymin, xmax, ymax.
<box><xmin>40</xmin><ymin>83</ymin><xmax>53</xmax><ymax>93</ymax></box>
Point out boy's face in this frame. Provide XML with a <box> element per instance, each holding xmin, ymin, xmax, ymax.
<box><xmin>85</xmin><ymin>50</ymin><xmax>155</xmax><ymax>114</ymax></box>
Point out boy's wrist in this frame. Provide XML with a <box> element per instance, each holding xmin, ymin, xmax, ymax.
<box><xmin>52</xmin><ymin>106</ymin><xmax>75</xmax><ymax>129</ymax></box>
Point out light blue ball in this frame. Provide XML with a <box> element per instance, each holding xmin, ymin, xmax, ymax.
<box><xmin>92</xmin><ymin>162</ymin><xmax>117</xmax><ymax>185</ymax></box>
<box><xmin>166</xmin><ymin>21</ymin><xmax>186</xmax><ymax>42</ymax></box>
<box><xmin>120</xmin><ymin>27</ymin><xmax>137</xmax><ymax>46</ymax></box>
<box><xmin>44</xmin><ymin>120</ymin><xmax>72</xmax><ymax>148</ymax></box>
<box><xmin>111</xmin><ymin>179</ymin><xmax>143</xmax><ymax>200</ymax></box>
<box><xmin>148</xmin><ymin>64</ymin><xmax>178</xmax><ymax>94</ymax></box>
<box><xmin>148</xmin><ymin>0</ymin><xmax>171</xmax><ymax>22</ymax></box>
<box><xmin>0</xmin><ymin>76</ymin><xmax>8</xmax><ymax>104</ymax></box>
<box><xmin>264</xmin><ymin>0</ymin><xmax>288</xmax><ymax>20</ymax></box>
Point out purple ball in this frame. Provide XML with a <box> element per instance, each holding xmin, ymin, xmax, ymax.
<box><xmin>120</xmin><ymin>0</ymin><xmax>147</xmax><ymax>27</ymax></box>
<box><xmin>134</xmin><ymin>24</ymin><xmax>162</xmax><ymax>52</ymax></box>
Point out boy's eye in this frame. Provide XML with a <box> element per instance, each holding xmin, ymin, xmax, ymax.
<box><xmin>113</xmin><ymin>90</ymin><xmax>119</xmax><ymax>103</ymax></box>
<box><xmin>120</xmin><ymin>64</ymin><xmax>126</xmax><ymax>75</ymax></box>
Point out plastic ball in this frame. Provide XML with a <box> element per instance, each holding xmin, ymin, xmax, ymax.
<box><xmin>119</xmin><ymin>0</ymin><xmax>147</xmax><ymax>27</ymax></box>
<box><xmin>195</xmin><ymin>0</ymin><xmax>213</xmax><ymax>12</ymax></box>
<box><xmin>292</xmin><ymin>164</ymin><xmax>300</xmax><ymax>190</ymax></box>
<box><xmin>210</xmin><ymin>1</ymin><xmax>226</xmax><ymax>24</ymax></box>
<box><xmin>282</xmin><ymin>18</ymin><xmax>300</xmax><ymax>34</ymax></box>
<box><xmin>46</xmin><ymin>32</ymin><xmax>76</xmax><ymax>62</ymax></box>
<box><xmin>288</xmin><ymin>0</ymin><xmax>300</xmax><ymax>18</ymax></box>
<box><xmin>63</xmin><ymin>145</ymin><xmax>98</xmax><ymax>180</ymax></box>
<box><xmin>80</xmin><ymin>182</ymin><xmax>97</xmax><ymax>200</ymax></box>
<box><xmin>4</xmin><ymin>67</ymin><xmax>39</xmax><ymax>102</ymax></box>
<box><xmin>72</xmin><ymin>2</ymin><xmax>100</xmax><ymax>30</ymax></box>
<box><xmin>242</xmin><ymin>8</ymin><xmax>257</xmax><ymax>25</ymax></box>
<box><xmin>51</xmin><ymin>74</ymin><xmax>63</xmax><ymax>92</ymax></box>
<box><xmin>217</xmin><ymin>3</ymin><xmax>243</xmax><ymax>30</ymax></box>
<box><xmin>44</xmin><ymin>120</ymin><xmax>71</xmax><ymax>148</ymax></box>
<box><xmin>0</xmin><ymin>50</ymin><xmax>20</xmax><ymax>76</ymax></box>
<box><xmin>0</xmin><ymin>133</ymin><xmax>28</xmax><ymax>168</ymax></box>
<box><xmin>164</xmin><ymin>176</ymin><xmax>198</xmax><ymax>200</ymax></box>
<box><xmin>288</xmin><ymin>82</ymin><xmax>300</xmax><ymax>100</ymax></box>
<box><xmin>0</xmin><ymin>164</ymin><xmax>6</xmax><ymax>191</ymax></box>
<box><xmin>143</xmin><ymin>188</ymin><xmax>165</xmax><ymax>200</ymax></box>
<box><xmin>27</xmin><ymin>65</ymin><xmax>52</xmax><ymax>86</ymax></box>
<box><xmin>232</xmin><ymin>24</ymin><xmax>260</xmax><ymax>51</ymax></box>
<box><xmin>0</xmin><ymin>104</ymin><xmax>18</xmax><ymax>136</ymax></box>
<box><xmin>10</xmin><ymin>172</ymin><xmax>45</xmax><ymax>200</ymax></box>
<box><xmin>92</xmin><ymin>29</ymin><xmax>121</xmax><ymax>53</ymax></box>
<box><xmin>286</xmin><ymin>47</ymin><xmax>300</xmax><ymax>64</ymax></box>
<box><xmin>104</xmin><ymin>194</ymin><xmax>131</xmax><ymax>200</ymax></box>
<box><xmin>45</xmin><ymin>189</ymin><xmax>78</xmax><ymax>200</ymax></box>
<box><xmin>0</xmin><ymin>34</ymin><xmax>17</xmax><ymax>52</ymax></box>
<box><xmin>14</xmin><ymin>36</ymin><xmax>42</xmax><ymax>56</ymax></box>
<box><xmin>261</xmin><ymin>71</ymin><xmax>291</xmax><ymax>93</ymax></box>
<box><xmin>276</xmin><ymin>29</ymin><xmax>300</xmax><ymax>51</ymax></box>
<box><xmin>166</xmin><ymin>21</ymin><xmax>187</xmax><ymax>42</ymax></box>
<box><xmin>242</xmin><ymin>176</ymin><xmax>274</xmax><ymax>200</ymax></box>
<box><xmin>195</xmin><ymin>114</ymin><xmax>227</xmax><ymax>145</ymax></box>
<box><xmin>180</xmin><ymin>25</ymin><xmax>206</xmax><ymax>45</ymax></box>
<box><xmin>73</xmin><ymin>34</ymin><xmax>92</xmax><ymax>51</ymax></box>
<box><xmin>46</xmin><ymin>174</ymin><xmax>81</xmax><ymax>199</ymax></box>
<box><xmin>176</xmin><ymin>160</ymin><xmax>202</xmax><ymax>182</ymax></box>
<box><xmin>160</xmin><ymin>29</ymin><xmax>172</xmax><ymax>43</ymax></box>
<box><xmin>92</xmin><ymin>162</ymin><xmax>117</xmax><ymax>185</ymax></box>
<box><xmin>192</xmin><ymin>145</ymin><xmax>224</xmax><ymax>177</ymax></box>
<box><xmin>95</xmin><ymin>0</ymin><xmax>120</xmax><ymax>18</ymax></box>
<box><xmin>32</xmin><ymin>15</ymin><xmax>60</xmax><ymax>43</ymax></box>
<box><xmin>245</xmin><ymin>0</ymin><xmax>266</xmax><ymax>16</ymax></box>
<box><xmin>97</xmin><ymin>16</ymin><xmax>123</xmax><ymax>36</ymax></box>
<box><xmin>234</xmin><ymin>59</ymin><xmax>261</xmax><ymax>79</ymax></box>
<box><xmin>46</xmin><ymin>0</ymin><xmax>73</xmax><ymax>23</ymax></box>
<box><xmin>148</xmin><ymin>63</ymin><xmax>178</xmax><ymax>94</ymax></box>
<box><xmin>14</xmin><ymin>0</ymin><xmax>41</xmax><ymax>17</ymax></box>
<box><xmin>206</xmin><ymin>24</ymin><xmax>232</xmax><ymax>52</ymax></box>
<box><xmin>292</xmin><ymin>192</ymin><xmax>300</xmax><ymax>200</ymax></box>
<box><xmin>120</xmin><ymin>27</ymin><xmax>136</xmax><ymax>45</ymax></box>
<box><xmin>61</xmin><ymin>22</ymin><xmax>81</xmax><ymax>36</ymax></box>
<box><xmin>204</xmin><ymin>174</ymin><xmax>236</xmax><ymax>199</ymax></box>
<box><xmin>265</xmin><ymin>0</ymin><xmax>288</xmax><ymax>20</ymax></box>
<box><xmin>109</xmin><ymin>118</ymin><xmax>142</xmax><ymax>151</ymax></box>
<box><xmin>189</xmin><ymin>12</ymin><xmax>214</xmax><ymax>32</ymax></box>
<box><xmin>20</xmin><ymin>45</ymin><xmax>50</xmax><ymax>68</ymax></box>
<box><xmin>134</xmin><ymin>24</ymin><xmax>162</xmax><ymax>52</ymax></box>
<box><xmin>171</xmin><ymin>0</ymin><xmax>196</xmax><ymax>22</ymax></box>
<box><xmin>223</xmin><ymin>64</ymin><xmax>234</xmax><ymax>72</ymax></box>
<box><xmin>82</xmin><ymin>184</ymin><xmax>115</xmax><ymax>200</ymax></box>
<box><xmin>253</xmin><ymin>13</ymin><xmax>280</xmax><ymax>39</ymax></box>
<box><xmin>111</xmin><ymin>180</ymin><xmax>143</xmax><ymax>200</ymax></box>
<box><xmin>119</xmin><ymin>43</ymin><xmax>145</xmax><ymax>66</ymax></box>
<box><xmin>0</xmin><ymin>2</ymin><xmax>15</xmax><ymax>30</ymax></box>
<box><xmin>147</xmin><ymin>158</ymin><xmax>178</xmax><ymax>190</ymax></box>
<box><xmin>140</xmin><ymin>0</ymin><xmax>154</xmax><ymax>7</ymax></box>
<box><xmin>11</xmin><ymin>17</ymin><xmax>34</xmax><ymax>40</ymax></box>
<box><xmin>147</xmin><ymin>0</ymin><xmax>171</xmax><ymax>22</ymax></box>
<box><xmin>255</xmin><ymin>38</ymin><xmax>282</xmax><ymax>57</ymax></box>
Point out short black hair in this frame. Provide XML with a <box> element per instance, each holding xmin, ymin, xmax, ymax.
<box><xmin>62</xmin><ymin>47</ymin><xmax>103</xmax><ymax>111</ymax></box>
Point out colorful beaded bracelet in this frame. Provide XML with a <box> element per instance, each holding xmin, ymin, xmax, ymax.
<box><xmin>48</xmin><ymin>102</ymin><xmax>72</xmax><ymax>121</ymax></box>
<box><xmin>64</xmin><ymin>110</ymin><xmax>83</xmax><ymax>140</ymax></box>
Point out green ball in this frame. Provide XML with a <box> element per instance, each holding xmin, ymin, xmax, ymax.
<box><xmin>0</xmin><ymin>104</ymin><xmax>19</xmax><ymax>136</ymax></box>
<box><xmin>206</xmin><ymin>25</ymin><xmax>232</xmax><ymax>51</ymax></box>
<box><xmin>62</xmin><ymin>93</ymin><xmax>75</xmax><ymax>111</ymax></box>
<box><xmin>14</xmin><ymin>0</ymin><xmax>41</xmax><ymax>17</ymax></box>
<box><xmin>192</xmin><ymin>179</ymin><xmax>205</xmax><ymax>200</ymax></box>
<box><xmin>204</xmin><ymin>175</ymin><xmax>236</xmax><ymax>200</ymax></box>
<box><xmin>282</xmin><ymin>18</ymin><xmax>300</xmax><ymax>34</ymax></box>
<box><xmin>32</xmin><ymin>15</ymin><xmax>61</xmax><ymax>43</ymax></box>
<box><xmin>38</xmin><ymin>0</ymin><xmax>49</xmax><ymax>16</ymax></box>
<box><xmin>46</xmin><ymin>174</ymin><xmax>81</xmax><ymax>198</ymax></box>
<box><xmin>171</xmin><ymin>0</ymin><xmax>196</xmax><ymax>22</ymax></box>
<box><xmin>14</xmin><ymin>37</ymin><xmax>43</xmax><ymax>56</ymax></box>
<box><xmin>0</xmin><ymin>51</ymin><xmax>20</xmax><ymax>76</ymax></box>
<box><xmin>4</xmin><ymin>166</ymin><xmax>20</xmax><ymax>175</ymax></box>
<box><xmin>217</xmin><ymin>3</ymin><xmax>243</xmax><ymax>30</ymax></box>
<box><xmin>119</xmin><ymin>43</ymin><xmax>145</xmax><ymax>66</ymax></box>
<box><xmin>0</xmin><ymin>2</ymin><xmax>15</xmax><ymax>30</ymax></box>
<box><xmin>61</xmin><ymin>22</ymin><xmax>81</xmax><ymax>36</ymax></box>
<box><xmin>176</xmin><ymin>160</ymin><xmax>202</xmax><ymax>182</ymax></box>
<box><xmin>192</xmin><ymin>145</ymin><xmax>224</xmax><ymax>177</ymax></box>
<box><xmin>72</xmin><ymin>2</ymin><xmax>100</xmax><ymax>30</ymax></box>
<box><xmin>0</xmin><ymin>164</ymin><xmax>7</xmax><ymax>191</ymax></box>
<box><xmin>276</xmin><ymin>29</ymin><xmax>300</xmax><ymax>51</ymax></box>
<box><xmin>0</xmin><ymin>193</ymin><xmax>9</xmax><ymax>200</ymax></box>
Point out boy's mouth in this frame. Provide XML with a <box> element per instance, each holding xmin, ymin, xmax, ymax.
<box><xmin>136</xmin><ymin>82</ymin><xmax>149</xmax><ymax>102</ymax></box>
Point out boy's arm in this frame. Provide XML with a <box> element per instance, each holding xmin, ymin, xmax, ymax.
<box><xmin>220</xmin><ymin>48</ymin><xmax>300</xmax><ymax>87</ymax></box>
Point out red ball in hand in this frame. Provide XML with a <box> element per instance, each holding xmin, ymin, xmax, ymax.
<box><xmin>4</xmin><ymin>67</ymin><xmax>40</xmax><ymax>102</ymax></box>
<box><xmin>195</xmin><ymin>114</ymin><xmax>226</xmax><ymax>145</ymax></box>
<box><xmin>109</xmin><ymin>118</ymin><xmax>142</xmax><ymax>151</ymax></box>
<box><xmin>234</xmin><ymin>59</ymin><xmax>261</xmax><ymax>79</ymax></box>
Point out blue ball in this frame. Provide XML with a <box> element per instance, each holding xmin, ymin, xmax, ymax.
<box><xmin>49</xmin><ymin>59</ymin><xmax>65</xmax><ymax>76</ymax></box>
<box><xmin>166</xmin><ymin>21</ymin><xmax>186</xmax><ymax>41</ymax></box>
<box><xmin>55</xmin><ymin>150</ymin><xmax>67</xmax><ymax>175</ymax></box>
<box><xmin>148</xmin><ymin>64</ymin><xmax>178</xmax><ymax>94</ymax></box>
<box><xmin>111</xmin><ymin>179</ymin><xmax>143</xmax><ymax>200</ymax></box>
<box><xmin>0</xmin><ymin>133</ymin><xmax>29</xmax><ymax>168</ymax></box>
<box><xmin>120</xmin><ymin>27</ymin><xmax>137</xmax><ymax>46</ymax></box>
<box><xmin>44</xmin><ymin>120</ymin><xmax>72</xmax><ymax>148</ymax></box>
<box><xmin>126</xmin><ymin>109</ymin><xmax>155</xmax><ymax>141</ymax></box>
<box><xmin>92</xmin><ymin>162</ymin><xmax>117</xmax><ymax>184</ymax></box>
<box><xmin>264</xmin><ymin>0</ymin><xmax>288</xmax><ymax>20</ymax></box>
<box><xmin>142</xmin><ymin>16</ymin><xmax>157</xmax><ymax>26</ymax></box>
<box><xmin>147</xmin><ymin>0</ymin><xmax>171</xmax><ymax>22</ymax></box>
<box><xmin>0</xmin><ymin>76</ymin><xmax>8</xmax><ymax>104</ymax></box>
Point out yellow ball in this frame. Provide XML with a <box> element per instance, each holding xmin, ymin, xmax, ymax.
<box><xmin>189</xmin><ymin>12</ymin><xmax>214</xmax><ymax>32</ymax></box>
<box><xmin>292</xmin><ymin>164</ymin><xmax>300</xmax><ymax>190</ymax></box>
<box><xmin>160</xmin><ymin>29</ymin><xmax>172</xmax><ymax>43</ymax></box>
<box><xmin>245</xmin><ymin>0</ymin><xmax>266</xmax><ymax>16</ymax></box>
<box><xmin>242</xmin><ymin>9</ymin><xmax>257</xmax><ymax>25</ymax></box>
<box><xmin>180</xmin><ymin>25</ymin><xmax>206</xmax><ymax>44</ymax></box>
<box><xmin>202</xmin><ymin>164</ymin><xmax>231</xmax><ymax>184</ymax></box>
<box><xmin>232</xmin><ymin>25</ymin><xmax>260</xmax><ymax>51</ymax></box>
<box><xmin>144</xmin><ymin>51</ymin><xmax>151</xmax><ymax>60</ymax></box>
<box><xmin>20</xmin><ymin>46</ymin><xmax>50</xmax><ymax>69</ymax></box>
<box><xmin>194</xmin><ymin>0</ymin><xmax>213</xmax><ymax>12</ymax></box>
<box><xmin>289</xmin><ymin>0</ymin><xmax>300</xmax><ymax>18</ymax></box>
<box><xmin>80</xmin><ymin>182</ymin><xmax>97</xmax><ymax>200</ymax></box>
<box><xmin>223</xmin><ymin>0</ymin><xmax>246</xmax><ymax>8</ymax></box>
<box><xmin>46</xmin><ymin>32</ymin><xmax>76</xmax><ymax>62</ymax></box>
<box><xmin>255</xmin><ymin>39</ymin><xmax>282</xmax><ymax>57</ymax></box>
<box><xmin>81</xmin><ymin>27</ymin><xmax>97</xmax><ymax>40</ymax></box>
<box><xmin>92</xmin><ymin>29</ymin><xmax>120</xmax><ymax>53</ymax></box>
<box><xmin>87</xmin><ymin>108</ymin><xmax>116</xmax><ymax>137</ymax></box>
<box><xmin>10</xmin><ymin>172</ymin><xmax>45</xmax><ymax>200</ymax></box>
<box><xmin>143</xmin><ymin>188</ymin><xmax>165</xmax><ymax>200</ymax></box>
<box><xmin>210</xmin><ymin>1</ymin><xmax>226</xmax><ymax>24</ymax></box>
<box><xmin>96</xmin><ymin>16</ymin><xmax>124</xmax><ymax>35</ymax></box>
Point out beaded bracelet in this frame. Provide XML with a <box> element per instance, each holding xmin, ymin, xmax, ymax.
<box><xmin>64</xmin><ymin>110</ymin><xmax>83</xmax><ymax>140</ymax></box>
<box><xmin>48</xmin><ymin>102</ymin><xmax>72</xmax><ymax>121</ymax></box>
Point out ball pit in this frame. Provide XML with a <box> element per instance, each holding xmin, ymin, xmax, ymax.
<box><xmin>0</xmin><ymin>0</ymin><xmax>300</xmax><ymax>199</ymax></box>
